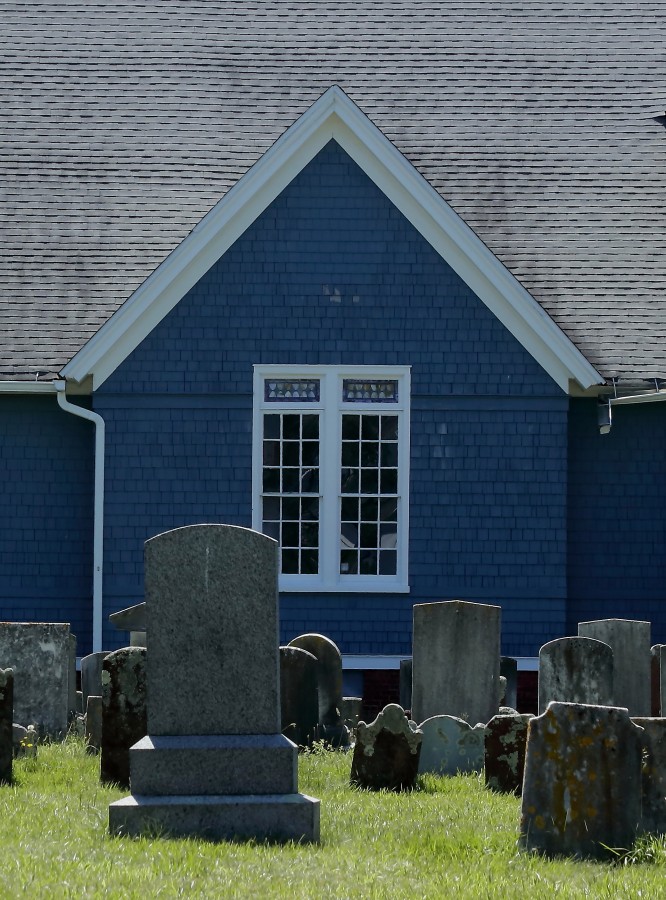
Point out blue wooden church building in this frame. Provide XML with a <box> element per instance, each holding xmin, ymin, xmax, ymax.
<box><xmin>1</xmin><ymin>2</ymin><xmax>665</xmax><ymax>671</ymax></box>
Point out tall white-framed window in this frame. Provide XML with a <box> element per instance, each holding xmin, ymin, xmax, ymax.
<box><xmin>252</xmin><ymin>365</ymin><xmax>410</xmax><ymax>592</ymax></box>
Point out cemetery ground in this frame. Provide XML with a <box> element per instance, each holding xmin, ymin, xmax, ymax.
<box><xmin>1</xmin><ymin>741</ymin><xmax>665</xmax><ymax>899</ymax></box>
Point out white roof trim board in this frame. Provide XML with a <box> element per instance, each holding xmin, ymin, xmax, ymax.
<box><xmin>61</xmin><ymin>86</ymin><xmax>603</xmax><ymax>393</ymax></box>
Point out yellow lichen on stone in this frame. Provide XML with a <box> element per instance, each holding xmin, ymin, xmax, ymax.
<box><xmin>535</xmin><ymin>815</ymin><xmax>545</xmax><ymax>830</ymax></box>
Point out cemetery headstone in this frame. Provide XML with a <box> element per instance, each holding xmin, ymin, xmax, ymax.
<box><xmin>81</xmin><ymin>651</ymin><xmax>111</xmax><ymax>711</ymax></box>
<box><xmin>399</xmin><ymin>658</ymin><xmax>412</xmax><ymax>711</ymax></box>
<box><xmin>85</xmin><ymin>695</ymin><xmax>103</xmax><ymax>754</ymax></box>
<box><xmin>100</xmin><ymin>647</ymin><xmax>147</xmax><ymax>788</ymax></box>
<box><xmin>287</xmin><ymin>633</ymin><xmax>349</xmax><ymax>747</ymax></box>
<box><xmin>650</xmin><ymin>645</ymin><xmax>666</xmax><ymax>716</ymax></box>
<box><xmin>520</xmin><ymin>701</ymin><xmax>643</xmax><ymax>859</ymax></box>
<box><xmin>279</xmin><ymin>646</ymin><xmax>319</xmax><ymax>748</ymax></box>
<box><xmin>0</xmin><ymin>622</ymin><xmax>73</xmax><ymax>738</ymax></box>
<box><xmin>109</xmin><ymin>602</ymin><xmax>147</xmax><ymax>649</ymax></box>
<box><xmin>340</xmin><ymin>697</ymin><xmax>362</xmax><ymax>735</ymax></box>
<box><xmin>485</xmin><ymin>712</ymin><xmax>533</xmax><ymax>794</ymax></box>
<box><xmin>0</xmin><ymin>668</ymin><xmax>13</xmax><ymax>783</ymax></box>
<box><xmin>500</xmin><ymin>657</ymin><xmax>518</xmax><ymax>710</ymax></box>
<box><xmin>578</xmin><ymin>618</ymin><xmax>651</xmax><ymax>716</ymax></box>
<box><xmin>538</xmin><ymin>636</ymin><xmax>613</xmax><ymax>713</ymax></box>
<box><xmin>109</xmin><ymin>524</ymin><xmax>320</xmax><ymax>842</ymax></box>
<box><xmin>412</xmin><ymin>600</ymin><xmax>501</xmax><ymax>725</ymax></box>
<box><xmin>350</xmin><ymin>704</ymin><xmax>422</xmax><ymax>791</ymax></box>
<box><xmin>68</xmin><ymin>633</ymin><xmax>77</xmax><ymax>721</ymax></box>
<box><xmin>632</xmin><ymin>717</ymin><xmax>666</xmax><ymax>836</ymax></box>
<box><xmin>417</xmin><ymin>715</ymin><xmax>485</xmax><ymax>776</ymax></box>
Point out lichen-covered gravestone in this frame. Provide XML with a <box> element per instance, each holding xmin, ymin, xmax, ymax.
<box><xmin>417</xmin><ymin>715</ymin><xmax>485</xmax><ymax>776</ymax></box>
<box><xmin>287</xmin><ymin>633</ymin><xmax>349</xmax><ymax>747</ymax></box>
<box><xmin>485</xmin><ymin>712</ymin><xmax>533</xmax><ymax>794</ymax></box>
<box><xmin>632</xmin><ymin>717</ymin><xmax>666</xmax><ymax>836</ymax></box>
<box><xmin>109</xmin><ymin>524</ymin><xmax>320</xmax><ymax>842</ymax></box>
<box><xmin>520</xmin><ymin>702</ymin><xmax>643</xmax><ymax>859</ymax></box>
<box><xmin>538</xmin><ymin>637</ymin><xmax>613</xmax><ymax>713</ymax></box>
<box><xmin>412</xmin><ymin>600</ymin><xmax>501</xmax><ymax>726</ymax></box>
<box><xmin>0</xmin><ymin>622</ymin><xmax>74</xmax><ymax>738</ymax></box>
<box><xmin>578</xmin><ymin>618</ymin><xmax>651</xmax><ymax>716</ymax></box>
<box><xmin>279</xmin><ymin>646</ymin><xmax>319</xmax><ymax>748</ymax></box>
<box><xmin>350</xmin><ymin>704</ymin><xmax>422</xmax><ymax>791</ymax></box>
<box><xmin>0</xmin><ymin>668</ymin><xmax>13</xmax><ymax>783</ymax></box>
<box><xmin>100</xmin><ymin>647</ymin><xmax>147</xmax><ymax>788</ymax></box>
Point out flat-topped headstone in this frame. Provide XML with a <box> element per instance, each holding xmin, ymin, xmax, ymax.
<box><xmin>287</xmin><ymin>633</ymin><xmax>349</xmax><ymax>746</ymax></box>
<box><xmin>81</xmin><ymin>651</ymin><xmax>111</xmax><ymax>711</ymax></box>
<box><xmin>538</xmin><ymin>637</ymin><xmax>613</xmax><ymax>713</ymax></box>
<box><xmin>351</xmin><ymin>704</ymin><xmax>422</xmax><ymax>791</ymax></box>
<box><xmin>520</xmin><ymin>702</ymin><xmax>643</xmax><ymax>859</ymax></box>
<box><xmin>109</xmin><ymin>524</ymin><xmax>319</xmax><ymax>843</ymax></box>
<box><xmin>418</xmin><ymin>715</ymin><xmax>486</xmax><ymax>776</ymax></box>
<box><xmin>0</xmin><ymin>622</ymin><xmax>73</xmax><ymax>738</ymax></box>
<box><xmin>279</xmin><ymin>646</ymin><xmax>319</xmax><ymax>748</ymax></box>
<box><xmin>485</xmin><ymin>712</ymin><xmax>533</xmax><ymax>794</ymax></box>
<box><xmin>0</xmin><ymin>668</ymin><xmax>13</xmax><ymax>783</ymax></box>
<box><xmin>632</xmin><ymin>717</ymin><xmax>666</xmax><ymax>836</ymax></box>
<box><xmin>109</xmin><ymin>602</ymin><xmax>146</xmax><ymax>633</ymax></box>
<box><xmin>412</xmin><ymin>600</ymin><xmax>501</xmax><ymax>725</ymax></box>
<box><xmin>101</xmin><ymin>647</ymin><xmax>147</xmax><ymax>788</ymax></box>
<box><xmin>578</xmin><ymin>619</ymin><xmax>651</xmax><ymax>716</ymax></box>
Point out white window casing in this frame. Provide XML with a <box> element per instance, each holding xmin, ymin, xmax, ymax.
<box><xmin>252</xmin><ymin>365</ymin><xmax>410</xmax><ymax>593</ymax></box>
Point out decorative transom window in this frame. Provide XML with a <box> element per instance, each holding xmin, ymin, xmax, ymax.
<box><xmin>252</xmin><ymin>365</ymin><xmax>410</xmax><ymax>592</ymax></box>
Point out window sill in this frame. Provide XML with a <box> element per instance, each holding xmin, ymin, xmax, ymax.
<box><xmin>278</xmin><ymin>579</ymin><xmax>410</xmax><ymax>594</ymax></box>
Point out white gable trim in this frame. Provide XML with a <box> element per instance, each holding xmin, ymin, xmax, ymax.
<box><xmin>62</xmin><ymin>86</ymin><xmax>602</xmax><ymax>392</ymax></box>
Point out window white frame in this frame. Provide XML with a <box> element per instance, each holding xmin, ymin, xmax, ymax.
<box><xmin>252</xmin><ymin>364</ymin><xmax>410</xmax><ymax>592</ymax></box>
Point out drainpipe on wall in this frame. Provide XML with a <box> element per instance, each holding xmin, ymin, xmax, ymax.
<box><xmin>54</xmin><ymin>380</ymin><xmax>105</xmax><ymax>653</ymax></box>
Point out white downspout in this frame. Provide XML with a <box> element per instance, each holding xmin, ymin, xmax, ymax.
<box><xmin>54</xmin><ymin>380</ymin><xmax>105</xmax><ymax>652</ymax></box>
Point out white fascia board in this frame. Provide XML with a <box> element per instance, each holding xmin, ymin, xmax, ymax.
<box><xmin>0</xmin><ymin>380</ymin><xmax>57</xmax><ymax>393</ymax></box>
<box><xmin>62</xmin><ymin>85</ymin><xmax>602</xmax><ymax>393</ymax></box>
<box><xmin>611</xmin><ymin>390</ymin><xmax>666</xmax><ymax>406</ymax></box>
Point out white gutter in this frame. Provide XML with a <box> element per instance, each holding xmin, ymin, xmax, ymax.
<box><xmin>54</xmin><ymin>380</ymin><xmax>104</xmax><ymax>652</ymax></box>
<box><xmin>0</xmin><ymin>381</ymin><xmax>57</xmax><ymax>393</ymax></box>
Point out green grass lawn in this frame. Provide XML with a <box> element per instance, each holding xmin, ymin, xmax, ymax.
<box><xmin>0</xmin><ymin>739</ymin><xmax>664</xmax><ymax>898</ymax></box>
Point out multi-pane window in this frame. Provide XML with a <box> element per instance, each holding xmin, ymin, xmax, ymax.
<box><xmin>253</xmin><ymin>366</ymin><xmax>410</xmax><ymax>592</ymax></box>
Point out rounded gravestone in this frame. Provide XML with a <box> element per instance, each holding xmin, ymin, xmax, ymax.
<box><xmin>279</xmin><ymin>646</ymin><xmax>319</xmax><ymax>748</ymax></box>
<box><xmin>101</xmin><ymin>646</ymin><xmax>147</xmax><ymax>788</ymax></box>
<box><xmin>287</xmin><ymin>633</ymin><xmax>349</xmax><ymax>746</ymax></box>
<box><xmin>538</xmin><ymin>637</ymin><xmax>613</xmax><ymax>713</ymax></box>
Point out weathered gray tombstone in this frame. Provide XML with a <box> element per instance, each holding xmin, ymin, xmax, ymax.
<box><xmin>520</xmin><ymin>702</ymin><xmax>643</xmax><ymax>859</ymax></box>
<box><xmin>538</xmin><ymin>636</ymin><xmax>613</xmax><ymax>713</ymax></box>
<box><xmin>500</xmin><ymin>657</ymin><xmax>518</xmax><ymax>710</ymax></box>
<box><xmin>417</xmin><ymin>715</ymin><xmax>485</xmax><ymax>776</ymax></box>
<box><xmin>287</xmin><ymin>633</ymin><xmax>349</xmax><ymax>747</ymax></box>
<box><xmin>0</xmin><ymin>622</ymin><xmax>72</xmax><ymax>738</ymax></box>
<box><xmin>109</xmin><ymin>524</ymin><xmax>320</xmax><ymax>842</ymax></box>
<box><xmin>109</xmin><ymin>602</ymin><xmax>147</xmax><ymax>649</ymax></box>
<box><xmin>340</xmin><ymin>697</ymin><xmax>362</xmax><ymax>735</ymax></box>
<box><xmin>279</xmin><ymin>646</ymin><xmax>319</xmax><ymax>748</ymax></box>
<box><xmin>12</xmin><ymin>723</ymin><xmax>37</xmax><ymax>759</ymax></box>
<box><xmin>351</xmin><ymin>704</ymin><xmax>422</xmax><ymax>791</ymax></box>
<box><xmin>578</xmin><ymin>618</ymin><xmax>651</xmax><ymax>716</ymax></box>
<box><xmin>85</xmin><ymin>695</ymin><xmax>103</xmax><ymax>754</ymax></box>
<box><xmin>0</xmin><ymin>668</ymin><xmax>13</xmax><ymax>783</ymax></box>
<box><xmin>412</xmin><ymin>600</ymin><xmax>501</xmax><ymax>725</ymax></box>
<box><xmin>650</xmin><ymin>645</ymin><xmax>666</xmax><ymax>716</ymax></box>
<box><xmin>81</xmin><ymin>651</ymin><xmax>111</xmax><ymax>711</ymax></box>
<box><xmin>399</xmin><ymin>658</ymin><xmax>412</xmax><ymax>711</ymax></box>
<box><xmin>632</xmin><ymin>717</ymin><xmax>666</xmax><ymax>836</ymax></box>
<box><xmin>100</xmin><ymin>647</ymin><xmax>147</xmax><ymax>788</ymax></box>
<box><xmin>485</xmin><ymin>712</ymin><xmax>533</xmax><ymax>794</ymax></box>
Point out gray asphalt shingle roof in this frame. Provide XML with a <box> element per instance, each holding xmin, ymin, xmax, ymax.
<box><xmin>2</xmin><ymin>1</ymin><xmax>665</xmax><ymax>384</ymax></box>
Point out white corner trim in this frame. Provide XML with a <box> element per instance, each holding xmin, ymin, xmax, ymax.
<box><xmin>0</xmin><ymin>380</ymin><xmax>57</xmax><ymax>393</ymax></box>
<box><xmin>61</xmin><ymin>85</ymin><xmax>602</xmax><ymax>393</ymax></box>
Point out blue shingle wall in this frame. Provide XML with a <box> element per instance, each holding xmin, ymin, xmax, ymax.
<box><xmin>0</xmin><ymin>395</ymin><xmax>94</xmax><ymax>650</ymax></box>
<box><xmin>97</xmin><ymin>140</ymin><xmax>567</xmax><ymax>656</ymax></box>
<box><xmin>567</xmin><ymin>399</ymin><xmax>666</xmax><ymax>643</ymax></box>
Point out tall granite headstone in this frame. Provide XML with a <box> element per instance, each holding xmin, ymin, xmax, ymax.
<box><xmin>109</xmin><ymin>524</ymin><xmax>319</xmax><ymax>842</ymax></box>
<box><xmin>279</xmin><ymin>646</ymin><xmax>319</xmax><ymax>748</ymax></box>
<box><xmin>0</xmin><ymin>622</ymin><xmax>73</xmax><ymax>738</ymax></box>
<box><xmin>100</xmin><ymin>647</ymin><xmax>147</xmax><ymax>788</ymax></box>
<box><xmin>578</xmin><ymin>618</ymin><xmax>651</xmax><ymax>716</ymax></box>
<box><xmin>538</xmin><ymin>637</ymin><xmax>614</xmax><ymax>713</ymax></box>
<box><xmin>412</xmin><ymin>600</ymin><xmax>501</xmax><ymax>725</ymax></box>
<box><xmin>520</xmin><ymin>702</ymin><xmax>643</xmax><ymax>859</ymax></box>
<box><xmin>0</xmin><ymin>668</ymin><xmax>13</xmax><ymax>783</ymax></box>
<box><xmin>287</xmin><ymin>633</ymin><xmax>349</xmax><ymax>746</ymax></box>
